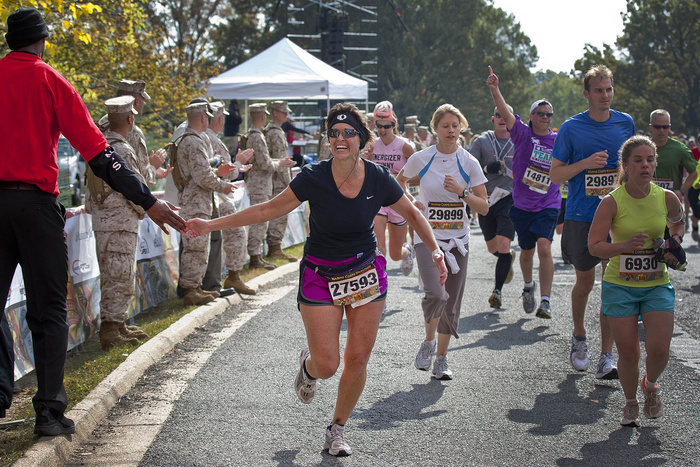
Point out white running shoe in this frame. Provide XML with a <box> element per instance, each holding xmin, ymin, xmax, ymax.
<box><xmin>324</xmin><ymin>424</ymin><xmax>352</xmax><ymax>456</ymax></box>
<box><xmin>432</xmin><ymin>355</ymin><xmax>453</xmax><ymax>380</ymax></box>
<box><xmin>595</xmin><ymin>352</ymin><xmax>619</xmax><ymax>380</ymax></box>
<box><xmin>294</xmin><ymin>348</ymin><xmax>317</xmax><ymax>403</ymax></box>
<box><xmin>570</xmin><ymin>333</ymin><xmax>590</xmax><ymax>371</ymax></box>
<box><xmin>400</xmin><ymin>243</ymin><xmax>415</xmax><ymax>276</ymax></box>
<box><xmin>414</xmin><ymin>339</ymin><xmax>436</xmax><ymax>371</ymax></box>
<box><xmin>621</xmin><ymin>401</ymin><xmax>640</xmax><ymax>427</ymax></box>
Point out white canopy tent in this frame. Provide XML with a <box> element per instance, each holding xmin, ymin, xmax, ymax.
<box><xmin>206</xmin><ymin>38</ymin><xmax>368</xmax><ymax>126</ymax></box>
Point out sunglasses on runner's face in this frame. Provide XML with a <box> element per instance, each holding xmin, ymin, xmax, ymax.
<box><xmin>329</xmin><ymin>128</ymin><xmax>359</xmax><ymax>138</ymax></box>
<box><xmin>535</xmin><ymin>111</ymin><xmax>554</xmax><ymax>117</ymax></box>
<box><xmin>652</xmin><ymin>124</ymin><xmax>671</xmax><ymax>130</ymax></box>
<box><xmin>494</xmin><ymin>112</ymin><xmax>502</xmax><ymax>119</ymax></box>
<box><xmin>376</xmin><ymin>123</ymin><xmax>395</xmax><ymax>129</ymax></box>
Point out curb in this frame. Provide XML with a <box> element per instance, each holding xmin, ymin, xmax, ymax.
<box><xmin>13</xmin><ymin>262</ymin><xmax>299</xmax><ymax>467</ymax></box>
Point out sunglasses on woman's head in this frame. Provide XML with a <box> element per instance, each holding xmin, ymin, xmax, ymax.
<box><xmin>329</xmin><ymin>128</ymin><xmax>359</xmax><ymax>138</ymax></box>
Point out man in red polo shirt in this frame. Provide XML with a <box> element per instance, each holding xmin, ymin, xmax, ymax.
<box><xmin>0</xmin><ymin>6</ymin><xmax>185</xmax><ymax>436</ymax></box>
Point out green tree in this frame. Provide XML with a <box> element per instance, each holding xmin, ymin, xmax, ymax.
<box><xmin>531</xmin><ymin>70</ymin><xmax>588</xmax><ymax>131</ymax></box>
<box><xmin>377</xmin><ymin>0</ymin><xmax>537</xmax><ymax>134</ymax></box>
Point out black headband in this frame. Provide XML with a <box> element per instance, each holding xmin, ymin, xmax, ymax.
<box><xmin>329</xmin><ymin>112</ymin><xmax>367</xmax><ymax>147</ymax></box>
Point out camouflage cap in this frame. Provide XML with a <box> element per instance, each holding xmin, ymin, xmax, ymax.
<box><xmin>406</xmin><ymin>115</ymin><xmax>420</xmax><ymax>125</ymax></box>
<box><xmin>271</xmin><ymin>100</ymin><xmax>291</xmax><ymax>113</ymax></box>
<box><xmin>210</xmin><ymin>101</ymin><xmax>229</xmax><ymax>116</ymax></box>
<box><xmin>185</xmin><ymin>101</ymin><xmax>214</xmax><ymax>117</ymax></box>
<box><xmin>105</xmin><ymin>96</ymin><xmax>138</xmax><ymax>115</ymax></box>
<box><xmin>249</xmin><ymin>103</ymin><xmax>269</xmax><ymax>115</ymax></box>
<box><xmin>117</xmin><ymin>79</ymin><xmax>151</xmax><ymax>101</ymax></box>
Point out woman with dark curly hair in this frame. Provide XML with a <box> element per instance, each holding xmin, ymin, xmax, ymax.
<box><xmin>185</xmin><ymin>103</ymin><xmax>447</xmax><ymax>457</ymax></box>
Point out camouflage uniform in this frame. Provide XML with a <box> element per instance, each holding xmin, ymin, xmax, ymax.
<box><xmin>177</xmin><ymin>127</ymin><xmax>231</xmax><ymax>289</ymax></box>
<box><xmin>317</xmin><ymin>134</ymin><xmax>332</xmax><ymax>161</ymax></box>
<box><xmin>264</xmin><ymin>121</ymin><xmax>291</xmax><ymax>245</ymax></box>
<box><xmin>244</xmin><ymin>125</ymin><xmax>276</xmax><ymax>256</ymax></box>
<box><xmin>206</xmin><ymin>127</ymin><xmax>247</xmax><ymax>272</ymax></box>
<box><xmin>127</xmin><ymin>124</ymin><xmax>156</xmax><ymax>188</ymax></box>
<box><xmin>85</xmin><ymin>130</ymin><xmax>144</xmax><ymax>324</ymax></box>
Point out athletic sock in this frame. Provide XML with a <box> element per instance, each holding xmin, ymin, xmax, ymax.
<box><xmin>303</xmin><ymin>359</ymin><xmax>317</xmax><ymax>380</ymax></box>
<box><xmin>495</xmin><ymin>252</ymin><xmax>512</xmax><ymax>290</ymax></box>
<box><xmin>524</xmin><ymin>281</ymin><xmax>534</xmax><ymax>290</ymax></box>
<box><xmin>540</xmin><ymin>295</ymin><xmax>550</xmax><ymax>302</ymax></box>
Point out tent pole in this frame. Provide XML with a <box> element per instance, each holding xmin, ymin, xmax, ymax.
<box><xmin>245</xmin><ymin>99</ymin><xmax>248</xmax><ymax>132</ymax></box>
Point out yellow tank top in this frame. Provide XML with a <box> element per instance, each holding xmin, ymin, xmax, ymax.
<box><xmin>603</xmin><ymin>183</ymin><xmax>669</xmax><ymax>286</ymax></box>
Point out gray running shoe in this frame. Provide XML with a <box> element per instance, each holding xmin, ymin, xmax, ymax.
<box><xmin>432</xmin><ymin>355</ymin><xmax>453</xmax><ymax>380</ymax></box>
<box><xmin>294</xmin><ymin>348</ymin><xmax>317</xmax><ymax>403</ymax></box>
<box><xmin>400</xmin><ymin>243</ymin><xmax>415</xmax><ymax>276</ymax></box>
<box><xmin>522</xmin><ymin>282</ymin><xmax>537</xmax><ymax>314</ymax></box>
<box><xmin>570</xmin><ymin>333</ymin><xmax>590</xmax><ymax>371</ymax></box>
<box><xmin>535</xmin><ymin>298</ymin><xmax>551</xmax><ymax>319</ymax></box>
<box><xmin>595</xmin><ymin>352</ymin><xmax>619</xmax><ymax>380</ymax></box>
<box><xmin>325</xmin><ymin>424</ymin><xmax>352</xmax><ymax>456</ymax></box>
<box><xmin>414</xmin><ymin>339</ymin><xmax>436</xmax><ymax>371</ymax></box>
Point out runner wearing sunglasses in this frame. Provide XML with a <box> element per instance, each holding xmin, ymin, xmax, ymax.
<box><xmin>486</xmin><ymin>66</ymin><xmax>560</xmax><ymax>319</ymax></box>
<box><xmin>184</xmin><ymin>103</ymin><xmax>447</xmax><ymax>457</ymax></box>
<box><xmin>371</xmin><ymin>101</ymin><xmax>417</xmax><ymax>276</ymax></box>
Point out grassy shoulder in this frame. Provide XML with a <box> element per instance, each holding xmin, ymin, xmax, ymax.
<box><xmin>0</xmin><ymin>244</ymin><xmax>303</xmax><ymax>466</ymax></box>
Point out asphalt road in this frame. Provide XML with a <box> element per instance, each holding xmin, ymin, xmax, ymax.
<box><xmin>65</xmin><ymin>227</ymin><xmax>700</xmax><ymax>466</ymax></box>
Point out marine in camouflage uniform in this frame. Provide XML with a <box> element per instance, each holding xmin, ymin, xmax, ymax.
<box><xmin>206</xmin><ymin>102</ymin><xmax>256</xmax><ymax>294</ymax></box>
<box><xmin>177</xmin><ymin>102</ymin><xmax>237</xmax><ymax>305</ymax></box>
<box><xmin>264</xmin><ymin>101</ymin><xmax>298</xmax><ymax>262</ymax></box>
<box><xmin>244</xmin><ymin>103</ymin><xmax>278</xmax><ymax>270</ymax></box>
<box><xmin>85</xmin><ymin>96</ymin><xmax>147</xmax><ymax>350</ymax></box>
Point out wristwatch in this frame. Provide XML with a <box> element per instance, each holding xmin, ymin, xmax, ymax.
<box><xmin>458</xmin><ymin>188</ymin><xmax>469</xmax><ymax>199</ymax></box>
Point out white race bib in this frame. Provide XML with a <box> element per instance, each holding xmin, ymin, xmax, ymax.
<box><xmin>652</xmin><ymin>178</ymin><xmax>673</xmax><ymax>190</ymax></box>
<box><xmin>522</xmin><ymin>165</ymin><xmax>551</xmax><ymax>194</ymax></box>
<box><xmin>328</xmin><ymin>265</ymin><xmax>380</xmax><ymax>307</ymax></box>
<box><xmin>585</xmin><ymin>168</ymin><xmax>618</xmax><ymax>197</ymax></box>
<box><xmin>619</xmin><ymin>249</ymin><xmax>664</xmax><ymax>282</ymax></box>
<box><xmin>427</xmin><ymin>202</ymin><xmax>465</xmax><ymax>229</ymax></box>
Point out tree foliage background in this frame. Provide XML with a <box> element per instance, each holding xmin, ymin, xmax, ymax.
<box><xmin>2</xmin><ymin>0</ymin><xmax>699</xmax><ymax>142</ymax></box>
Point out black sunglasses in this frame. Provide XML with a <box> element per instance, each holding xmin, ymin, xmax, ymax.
<box><xmin>652</xmin><ymin>124</ymin><xmax>671</xmax><ymax>130</ymax></box>
<box><xmin>494</xmin><ymin>112</ymin><xmax>502</xmax><ymax>118</ymax></box>
<box><xmin>329</xmin><ymin>128</ymin><xmax>359</xmax><ymax>138</ymax></box>
<box><xmin>376</xmin><ymin>123</ymin><xmax>395</xmax><ymax>129</ymax></box>
<box><xmin>535</xmin><ymin>111</ymin><xmax>554</xmax><ymax>117</ymax></box>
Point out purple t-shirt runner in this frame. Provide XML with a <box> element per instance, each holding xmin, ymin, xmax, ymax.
<box><xmin>510</xmin><ymin>115</ymin><xmax>561</xmax><ymax>212</ymax></box>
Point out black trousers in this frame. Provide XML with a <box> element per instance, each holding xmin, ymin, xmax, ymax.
<box><xmin>0</xmin><ymin>189</ymin><xmax>69</xmax><ymax>415</ymax></box>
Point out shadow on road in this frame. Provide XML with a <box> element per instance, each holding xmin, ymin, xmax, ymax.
<box><xmin>353</xmin><ymin>379</ymin><xmax>447</xmax><ymax>430</ymax></box>
<box><xmin>507</xmin><ymin>373</ymin><xmax>617</xmax><ymax>436</ymax></box>
<box><xmin>556</xmin><ymin>425</ymin><xmax>665</xmax><ymax>466</ymax></box>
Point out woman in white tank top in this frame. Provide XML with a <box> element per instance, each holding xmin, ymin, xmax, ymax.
<box><xmin>371</xmin><ymin>101</ymin><xmax>416</xmax><ymax>275</ymax></box>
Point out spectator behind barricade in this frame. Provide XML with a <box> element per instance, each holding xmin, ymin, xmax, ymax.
<box><xmin>417</xmin><ymin>125</ymin><xmax>433</xmax><ymax>147</ymax></box>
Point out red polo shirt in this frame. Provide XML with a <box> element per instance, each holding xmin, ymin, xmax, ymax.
<box><xmin>0</xmin><ymin>52</ymin><xmax>108</xmax><ymax>196</ymax></box>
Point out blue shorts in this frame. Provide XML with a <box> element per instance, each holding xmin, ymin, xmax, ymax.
<box><xmin>508</xmin><ymin>206</ymin><xmax>559</xmax><ymax>250</ymax></box>
<box><xmin>601</xmin><ymin>282</ymin><xmax>675</xmax><ymax>318</ymax></box>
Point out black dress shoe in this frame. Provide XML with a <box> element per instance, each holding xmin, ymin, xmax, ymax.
<box><xmin>34</xmin><ymin>403</ymin><xmax>76</xmax><ymax>436</ymax></box>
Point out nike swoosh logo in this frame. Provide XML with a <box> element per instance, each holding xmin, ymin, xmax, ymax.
<box><xmin>367</xmin><ymin>195</ymin><xmax>374</xmax><ymax>199</ymax></box>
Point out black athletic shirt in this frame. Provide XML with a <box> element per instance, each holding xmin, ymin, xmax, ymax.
<box><xmin>290</xmin><ymin>159</ymin><xmax>404</xmax><ymax>260</ymax></box>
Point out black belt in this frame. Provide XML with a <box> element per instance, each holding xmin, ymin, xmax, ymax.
<box><xmin>0</xmin><ymin>181</ymin><xmax>40</xmax><ymax>190</ymax></box>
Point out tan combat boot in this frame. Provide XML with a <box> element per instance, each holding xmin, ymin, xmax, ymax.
<box><xmin>223</xmin><ymin>270</ymin><xmax>256</xmax><ymax>295</ymax></box>
<box><xmin>100</xmin><ymin>321</ymin><xmax>138</xmax><ymax>351</ymax></box>
<box><xmin>265</xmin><ymin>243</ymin><xmax>298</xmax><ymax>262</ymax></box>
<box><xmin>118</xmin><ymin>322</ymin><xmax>149</xmax><ymax>340</ymax></box>
<box><xmin>183</xmin><ymin>288</ymin><xmax>215</xmax><ymax>306</ymax></box>
<box><xmin>199</xmin><ymin>287</ymin><xmax>220</xmax><ymax>298</ymax></box>
<box><xmin>249</xmin><ymin>254</ymin><xmax>277</xmax><ymax>270</ymax></box>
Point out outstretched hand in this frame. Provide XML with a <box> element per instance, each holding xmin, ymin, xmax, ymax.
<box><xmin>146</xmin><ymin>199</ymin><xmax>186</xmax><ymax>234</ymax></box>
<box><xmin>185</xmin><ymin>218</ymin><xmax>212</xmax><ymax>238</ymax></box>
